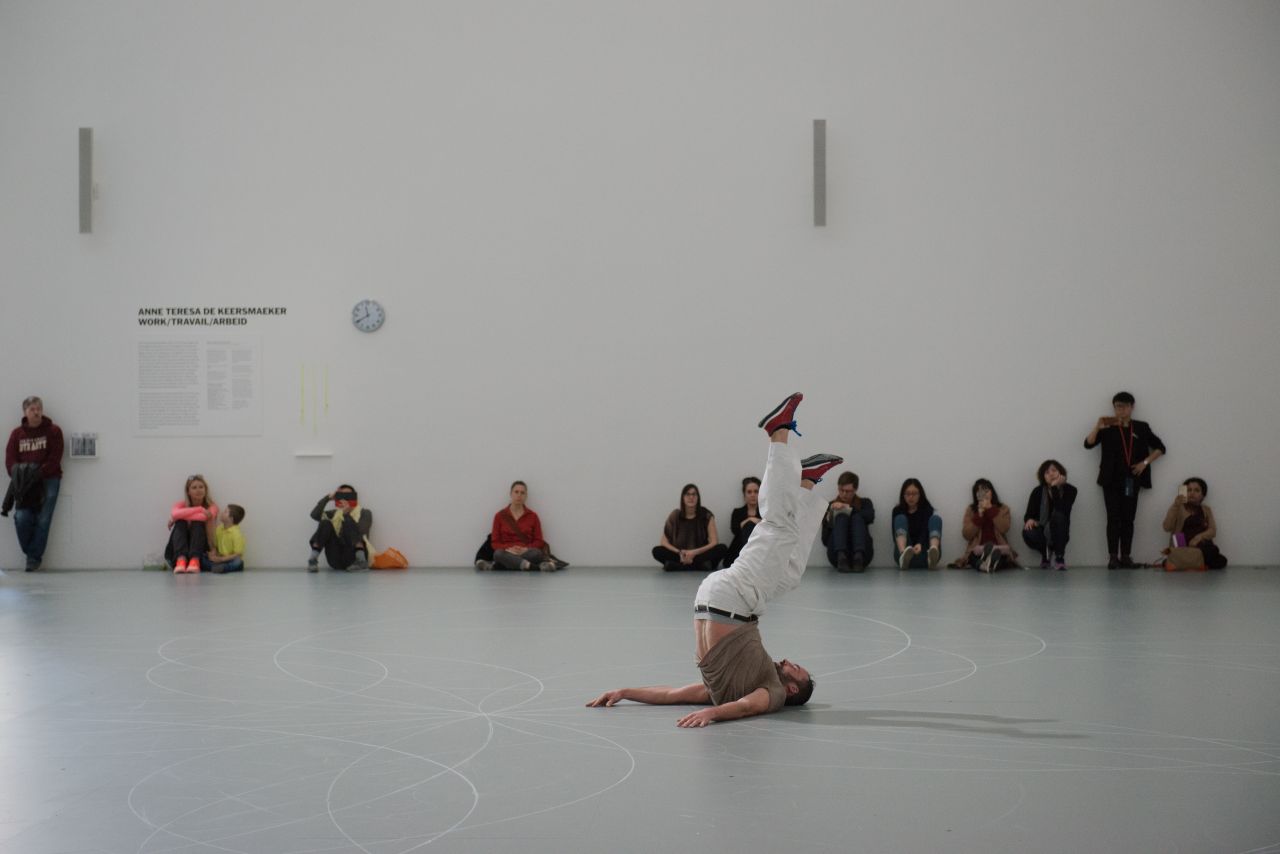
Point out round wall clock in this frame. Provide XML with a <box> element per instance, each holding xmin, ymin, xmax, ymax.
<box><xmin>351</xmin><ymin>299</ymin><xmax>385</xmax><ymax>333</ymax></box>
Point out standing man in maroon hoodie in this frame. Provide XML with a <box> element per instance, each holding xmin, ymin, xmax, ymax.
<box><xmin>5</xmin><ymin>396</ymin><xmax>64</xmax><ymax>571</ymax></box>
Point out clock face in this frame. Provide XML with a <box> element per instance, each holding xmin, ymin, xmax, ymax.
<box><xmin>352</xmin><ymin>299</ymin><xmax>385</xmax><ymax>333</ymax></box>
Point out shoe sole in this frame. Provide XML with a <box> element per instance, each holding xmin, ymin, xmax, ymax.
<box><xmin>800</xmin><ymin>453</ymin><xmax>842</xmax><ymax>467</ymax></box>
<box><xmin>758</xmin><ymin>393</ymin><xmax>802</xmax><ymax>430</ymax></box>
<box><xmin>800</xmin><ymin>453</ymin><xmax>844</xmax><ymax>473</ymax></box>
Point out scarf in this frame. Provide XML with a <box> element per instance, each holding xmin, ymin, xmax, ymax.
<box><xmin>332</xmin><ymin>504</ymin><xmax>363</xmax><ymax>536</ymax></box>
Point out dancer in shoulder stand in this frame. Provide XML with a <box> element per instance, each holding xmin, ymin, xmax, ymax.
<box><xmin>588</xmin><ymin>393</ymin><xmax>841</xmax><ymax>726</ymax></box>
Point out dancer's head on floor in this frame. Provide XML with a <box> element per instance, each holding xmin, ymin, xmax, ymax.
<box><xmin>776</xmin><ymin>659</ymin><xmax>814</xmax><ymax>706</ymax></box>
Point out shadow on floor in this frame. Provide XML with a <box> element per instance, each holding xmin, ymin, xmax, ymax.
<box><xmin>793</xmin><ymin>707</ymin><xmax>1086</xmax><ymax>739</ymax></box>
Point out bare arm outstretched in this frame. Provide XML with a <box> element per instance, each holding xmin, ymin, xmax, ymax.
<box><xmin>586</xmin><ymin>683</ymin><xmax>711</xmax><ymax>708</ymax></box>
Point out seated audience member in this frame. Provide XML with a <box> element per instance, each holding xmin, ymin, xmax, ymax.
<box><xmin>167</xmin><ymin>474</ymin><xmax>218</xmax><ymax>574</ymax></box>
<box><xmin>952</xmin><ymin>478</ymin><xmax>1017</xmax><ymax>572</ymax></box>
<box><xmin>474</xmin><ymin>535</ymin><xmax>495</xmax><ymax>570</ymax></box>
<box><xmin>653</xmin><ymin>483</ymin><xmax>727</xmax><ymax>572</ymax></box>
<box><xmin>893</xmin><ymin>478</ymin><xmax>942</xmax><ymax>570</ymax></box>
<box><xmin>487</xmin><ymin>480</ymin><xmax>558</xmax><ymax>572</ymax></box>
<box><xmin>1163</xmin><ymin>477</ymin><xmax>1228</xmax><ymax>569</ymax></box>
<box><xmin>206</xmin><ymin>503</ymin><xmax>246</xmax><ymax>574</ymax></box>
<box><xmin>822</xmin><ymin>471</ymin><xmax>875</xmax><ymax>572</ymax></box>
<box><xmin>1022</xmin><ymin>460</ymin><xmax>1077</xmax><ymax>570</ymax></box>
<box><xmin>723</xmin><ymin>476</ymin><xmax>762</xmax><ymax>567</ymax></box>
<box><xmin>952</xmin><ymin>478</ymin><xmax>1018</xmax><ymax>571</ymax></box>
<box><xmin>307</xmin><ymin>485</ymin><xmax>371</xmax><ymax>572</ymax></box>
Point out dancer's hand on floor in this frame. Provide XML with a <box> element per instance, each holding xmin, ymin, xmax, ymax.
<box><xmin>586</xmin><ymin>689</ymin><xmax>626</xmax><ymax>707</ymax></box>
<box><xmin>676</xmin><ymin>708</ymin><xmax>717</xmax><ymax>728</ymax></box>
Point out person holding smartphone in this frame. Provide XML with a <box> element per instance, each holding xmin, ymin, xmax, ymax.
<box><xmin>952</xmin><ymin>478</ymin><xmax>1017</xmax><ymax>571</ymax></box>
<box><xmin>1163</xmin><ymin>477</ymin><xmax>1227</xmax><ymax>569</ymax></box>
<box><xmin>1084</xmin><ymin>391</ymin><xmax>1166</xmax><ymax>568</ymax></box>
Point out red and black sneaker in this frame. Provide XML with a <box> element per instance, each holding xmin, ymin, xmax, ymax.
<box><xmin>758</xmin><ymin>392</ymin><xmax>804</xmax><ymax>436</ymax></box>
<box><xmin>800</xmin><ymin>453</ymin><xmax>843</xmax><ymax>483</ymax></box>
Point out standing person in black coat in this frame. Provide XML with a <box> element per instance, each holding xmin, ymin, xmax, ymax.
<box><xmin>1084</xmin><ymin>391</ymin><xmax>1166</xmax><ymax>568</ymax></box>
<box><xmin>1022</xmin><ymin>460</ymin><xmax>1077</xmax><ymax>570</ymax></box>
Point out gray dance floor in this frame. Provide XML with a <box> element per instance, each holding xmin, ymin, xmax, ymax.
<box><xmin>1</xmin><ymin>565</ymin><xmax>1278</xmax><ymax>854</ymax></box>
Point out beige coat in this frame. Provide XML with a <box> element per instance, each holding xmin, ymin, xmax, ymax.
<box><xmin>950</xmin><ymin>503</ymin><xmax>1018</xmax><ymax>566</ymax></box>
<box><xmin>1163</xmin><ymin>500</ymin><xmax>1218</xmax><ymax>544</ymax></box>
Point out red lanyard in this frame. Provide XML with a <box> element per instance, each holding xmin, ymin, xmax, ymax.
<box><xmin>1116</xmin><ymin>423</ymin><xmax>1135</xmax><ymax>467</ymax></box>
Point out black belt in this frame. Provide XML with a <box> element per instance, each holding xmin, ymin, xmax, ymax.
<box><xmin>695</xmin><ymin>604</ymin><xmax>757</xmax><ymax>623</ymax></box>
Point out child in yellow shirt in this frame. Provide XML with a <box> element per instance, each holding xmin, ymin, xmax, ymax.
<box><xmin>207</xmin><ymin>504</ymin><xmax>246</xmax><ymax>573</ymax></box>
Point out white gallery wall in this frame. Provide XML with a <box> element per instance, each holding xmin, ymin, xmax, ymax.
<box><xmin>1</xmin><ymin>1</ymin><xmax>1278</xmax><ymax>569</ymax></box>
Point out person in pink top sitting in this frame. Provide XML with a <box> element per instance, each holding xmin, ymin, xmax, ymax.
<box><xmin>166</xmin><ymin>474</ymin><xmax>218</xmax><ymax>573</ymax></box>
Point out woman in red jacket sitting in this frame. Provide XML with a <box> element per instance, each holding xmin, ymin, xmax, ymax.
<box><xmin>166</xmin><ymin>474</ymin><xmax>218</xmax><ymax>573</ymax></box>
<box><xmin>489</xmin><ymin>481</ymin><xmax>557</xmax><ymax>571</ymax></box>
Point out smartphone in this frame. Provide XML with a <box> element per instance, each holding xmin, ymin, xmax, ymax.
<box><xmin>1178</xmin><ymin>484</ymin><xmax>1188</xmax><ymax>499</ymax></box>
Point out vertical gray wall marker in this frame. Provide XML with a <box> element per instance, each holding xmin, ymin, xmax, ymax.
<box><xmin>79</xmin><ymin>128</ymin><xmax>93</xmax><ymax>234</ymax></box>
<box><xmin>813</xmin><ymin>119</ymin><xmax>826</xmax><ymax>227</ymax></box>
